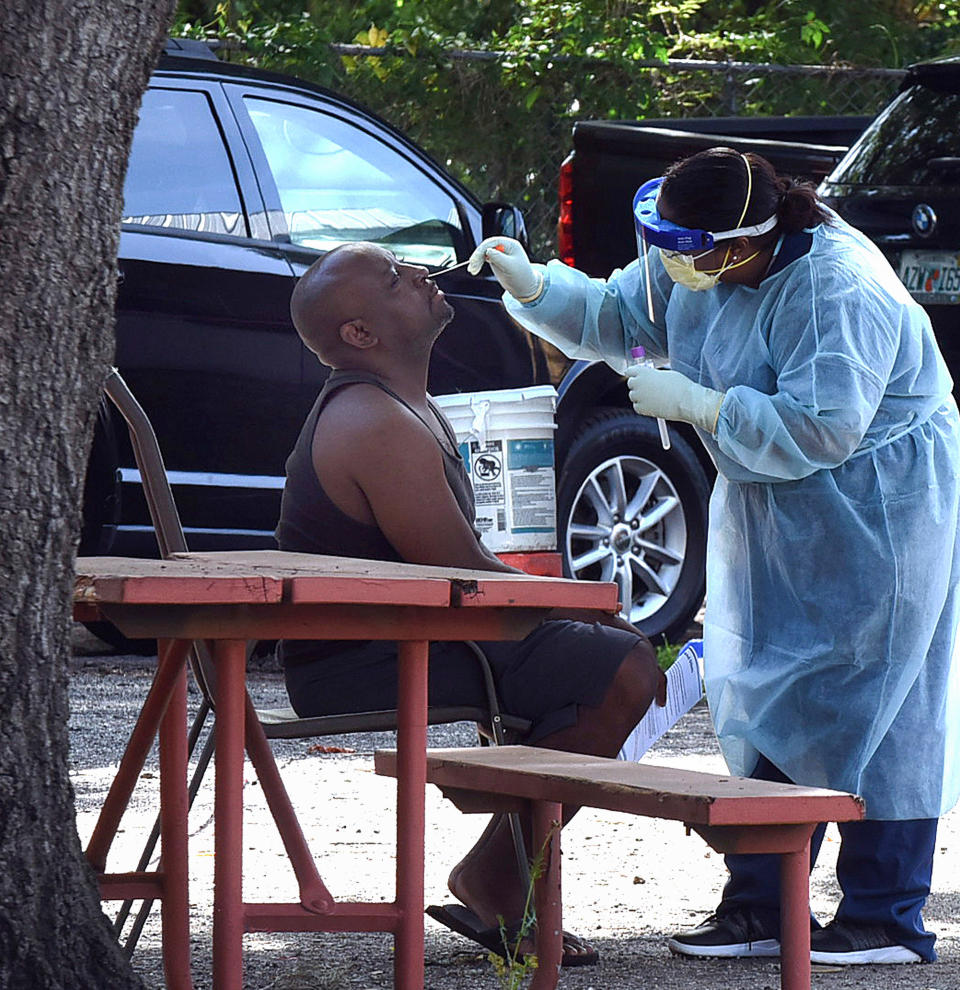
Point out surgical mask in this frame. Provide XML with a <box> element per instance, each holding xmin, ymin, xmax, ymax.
<box><xmin>660</xmin><ymin>244</ymin><xmax>762</xmax><ymax>291</ymax></box>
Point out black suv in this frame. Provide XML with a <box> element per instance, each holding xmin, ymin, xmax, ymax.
<box><xmin>82</xmin><ymin>39</ymin><xmax>710</xmax><ymax>643</ymax></box>
<box><xmin>819</xmin><ymin>56</ymin><xmax>960</xmax><ymax>381</ymax></box>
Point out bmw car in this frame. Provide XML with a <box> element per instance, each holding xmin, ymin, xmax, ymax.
<box><xmin>819</xmin><ymin>56</ymin><xmax>960</xmax><ymax>384</ymax></box>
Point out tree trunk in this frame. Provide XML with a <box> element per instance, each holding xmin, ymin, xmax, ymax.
<box><xmin>0</xmin><ymin>2</ymin><xmax>176</xmax><ymax>987</ymax></box>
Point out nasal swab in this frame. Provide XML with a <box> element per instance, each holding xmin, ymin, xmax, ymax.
<box><xmin>433</xmin><ymin>244</ymin><xmax>508</xmax><ymax>278</ymax></box>
<box><xmin>432</xmin><ymin>258</ymin><xmax>472</xmax><ymax>276</ymax></box>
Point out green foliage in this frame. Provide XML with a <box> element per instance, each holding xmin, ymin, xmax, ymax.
<box><xmin>656</xmin><ymin>639</ymin><xmax>681</xmax><ymax>672</ymax></box>
<box><xmin>172</xmin><ymin>2</ymin><xmax>960</xmax><ymax>256</ymax></box>
<box><xmin>488</xmin><ymin>819</ymin><xmax>560</xmax><ymax>989</ymax></box>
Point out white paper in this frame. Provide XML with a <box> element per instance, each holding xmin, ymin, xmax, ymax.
<box><xmin>617</xmin><ymin>639</ymin><xmax>704</xmax><ymax>761</ymax></box>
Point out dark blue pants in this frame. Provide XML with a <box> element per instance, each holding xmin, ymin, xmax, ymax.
<box><xmin>718</xmin><ymin>756</ymin><xmax>938</xmax><ymax>961</ymax></box>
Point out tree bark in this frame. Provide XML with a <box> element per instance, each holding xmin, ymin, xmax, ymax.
<box><xmin>0</xmin><ymin>2</ymin><xmax>176</xmax><ymax>987</ymax></box>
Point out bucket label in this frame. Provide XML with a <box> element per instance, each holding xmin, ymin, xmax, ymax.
<box><xmin>468</xmin><ymin>440</ymin><xmax>507</xmax><ymax>540</ymax></box>
<box><xmin>466</xmin><ymin>438</ymin><xmax>556</xmax><ymax>550</ymax></box>
<box><xmin>506</xmin><ymin>440</ymin><xmax>555</xmax><ymax>533</ymax></box>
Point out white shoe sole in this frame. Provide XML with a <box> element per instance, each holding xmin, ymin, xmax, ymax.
<box><xmin>667</xmin><ymin>936</ymin><xmax>781</xmax><ymax>958</ymax></box>
<box><xmin>810</xmin><ymin>945</ymin><xmax>922</xmax><ymax>965</ymax></box>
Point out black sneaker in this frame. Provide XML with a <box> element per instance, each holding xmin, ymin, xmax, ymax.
<box><xmin>809</xmin><ymin>920</ymin><xmax>922</xmax><ymax>965</ymax></box>
<box><xmin>667</xmin><ymin>908</ymin><xmax>780</xmax><ymax>958</ymax></box>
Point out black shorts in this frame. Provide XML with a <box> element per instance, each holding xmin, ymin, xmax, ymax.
<box><xmin>281</xmin><ymin>620</ymin><xmax>642</xmax><ymax>744</ymax></box>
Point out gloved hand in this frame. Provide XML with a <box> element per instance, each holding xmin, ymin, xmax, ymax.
<box><xmin>626</xmin><ymin>364</ymin><xmax>725</xmax><ymax>434</ymax></box>
<box><xmin>467</xmin><ymin>236</ymin><xmax>543</xmax><ymax>303</ymax></box>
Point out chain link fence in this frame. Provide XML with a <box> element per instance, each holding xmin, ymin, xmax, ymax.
<box><xmin>315</xmin><ymin>48</ymin><xmax>907</xmax><ymax>257</ymax></box>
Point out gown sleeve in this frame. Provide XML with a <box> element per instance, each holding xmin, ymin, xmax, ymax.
<box><xmin>502</xmin><ymin>254</ymin><xmax>672</xmax><ymax>375</ymax></box>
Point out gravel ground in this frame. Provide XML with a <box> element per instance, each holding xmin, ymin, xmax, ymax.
<box><xmin>69</xmin><ymin>627</ymin><xmax>960</xmax><ymax>989</ymax></box>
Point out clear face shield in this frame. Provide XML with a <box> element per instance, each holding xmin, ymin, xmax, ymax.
<box><xmin>633</xmin><ymin>175</ymin><xmax>778</xmax><ymax>318</ymax></box>
<box><xmin>633</xmin><ymin>178</ymin><xmax>715</xmax><ymax>321</ymax></box>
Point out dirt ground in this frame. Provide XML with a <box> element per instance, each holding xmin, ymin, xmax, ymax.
<box><xmin>69</xmin><ymin>628</ymin><xmax>960</xmax><ymax>990</ymax></box>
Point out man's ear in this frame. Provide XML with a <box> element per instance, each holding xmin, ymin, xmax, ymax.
<box><xmin>339</xmin><ymin>319</ymin><xmax>378</xmax><ymax>350</ymax></box>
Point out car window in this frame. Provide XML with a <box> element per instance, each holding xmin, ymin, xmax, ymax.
<box><xmin>830</xmin><ymin>84</ymin><xmax>960</xmax><ymax>188</ymax></box>
<box><xmin>244</xmin><ymin>97</ymin><xmax>464</xmax><ymax>266</ymax></box>
<box><xmin>123</xmin><ymin>89</ymin><xmax>245</xmax><ymax>236</ymax></box>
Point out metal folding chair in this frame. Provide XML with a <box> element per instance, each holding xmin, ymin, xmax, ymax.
<box><xmin>100</xmin><ymin>368</ymin><xmax>532</xmax><ymax>953</ymax></box>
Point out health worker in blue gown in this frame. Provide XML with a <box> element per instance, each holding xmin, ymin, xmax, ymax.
<box><xmin>466</xmin><ymin>147</ymin><xmax>960</xmax><ymax>967</ymax></box>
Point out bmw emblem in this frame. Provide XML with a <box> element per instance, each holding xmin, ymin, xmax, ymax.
<box><xmin>912</xmin><ymin>203</ymin><xmax>937</xmax><ymax>238</ymax></box>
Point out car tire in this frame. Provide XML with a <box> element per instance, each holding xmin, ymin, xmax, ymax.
<box><xmin>556</xmin><ymin>407</ymin><xmax>709</xmax><ymax>644</ymax></box>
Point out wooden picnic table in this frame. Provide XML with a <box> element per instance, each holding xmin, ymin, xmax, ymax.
<box><xmin>73</xmin><ymin>550</ymin><xmax>618</xmax><ymax>990</ymax></box>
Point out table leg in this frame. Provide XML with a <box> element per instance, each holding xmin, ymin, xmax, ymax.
<box><xmin>529</xmin><ymin>800</ymin><xmax>563</xmax><ymax>990</ymax></box>
<box><xmin>243</xmin><ymin>694</ymin><xmax>334</xmax><ymax>913</ymax></box>
<box><xmin>212</xmin><ymin>639</ymin><xmax>247</xmax><ymax>990</ymax></box>
<box><xmin>779</xmin><ymin>841</ymin><xmax>812</xmax><ymax>990</ymax></box>
<box><xmin>87</xmin><ymin>637</ymin><xmax>191</xmax><ymax>873</ymax></box>
<box><xmin>394</xmin><ymin>640</ymin><xmax>428</xmax><ymax>990</ymax></box>
<box><xmin>158</xmin><ymin>642</ymin><xmax>193</xmax><ymax>990</ymax></box>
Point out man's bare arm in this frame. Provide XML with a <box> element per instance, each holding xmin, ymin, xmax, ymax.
<box><xmin>314</xmin><ymin>388</ymin><xmax>515</xmax><ymax>572</ymax></box>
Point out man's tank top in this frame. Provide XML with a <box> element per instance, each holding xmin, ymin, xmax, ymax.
<box><xmin>275</xmin><ymin>371</ymin><xmax>480</xmax><ymax>665</ymax></box>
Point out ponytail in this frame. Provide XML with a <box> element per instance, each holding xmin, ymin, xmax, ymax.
<box><xmin>775</xmin><ymin>175</ymin><xmax>831</xmax><ymax>234</ymax></box>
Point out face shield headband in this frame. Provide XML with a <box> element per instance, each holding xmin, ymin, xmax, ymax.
<box><xmin>632</xmin><ymin>173</ymin><xmax>778</xmax><ymax>318</ymax></box>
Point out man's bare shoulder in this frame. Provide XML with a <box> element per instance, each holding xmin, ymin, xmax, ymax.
<box><xmin>314</xmin><ymin>383</ymin><xmax>433</xmax><ymax>456</ymax></box>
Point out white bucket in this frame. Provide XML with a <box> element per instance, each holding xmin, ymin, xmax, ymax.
<box><xmin>433</xmin><ymin>385</ymin><xmax>558</xmax><ymax>553</ymax></box>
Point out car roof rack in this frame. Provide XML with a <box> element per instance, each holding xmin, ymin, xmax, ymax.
<box><xmin>163</xmin><ymin>37</ymin><xmax>221</xmax><ymax>60</ymax></box>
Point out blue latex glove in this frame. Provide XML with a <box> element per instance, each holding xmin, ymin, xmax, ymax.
<box><xmin>626</xmin><ymin>364</ymin><xmax>724</xmax><ymax>434</ymax></box>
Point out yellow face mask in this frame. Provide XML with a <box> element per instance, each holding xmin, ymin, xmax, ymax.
<box><xmin>660</xmin><ymin>246</ymin><xmax>760</xmax><ymax>291</ymax></box>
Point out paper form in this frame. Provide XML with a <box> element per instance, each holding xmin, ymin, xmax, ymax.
<box><xmin>617</xmin><ymin>639</ymin><xmax>704</xmax><ymax>762</ymax></box>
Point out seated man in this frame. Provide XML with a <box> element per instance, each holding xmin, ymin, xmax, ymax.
<box><xmin>276</xmin><ymin>241</ymin><xmax>665</xmax><ymax>965</ymax></box>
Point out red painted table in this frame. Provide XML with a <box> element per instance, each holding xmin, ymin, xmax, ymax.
<box><xmin>73</xmin><ymin>550</ymin><xmax>618</xmax><ymax>990</ymax></box>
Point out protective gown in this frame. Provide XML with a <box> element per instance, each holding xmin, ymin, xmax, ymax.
<box><xmin>505</xmin><ymin>215</ymin><xmax>960</xmax><ymax>819</ymax></box>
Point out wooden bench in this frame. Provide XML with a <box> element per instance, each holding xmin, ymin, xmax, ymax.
<box><xmin>375</xmin><ymin>745</ymin><xmax>864</xmax><ymax>990</ymax></box>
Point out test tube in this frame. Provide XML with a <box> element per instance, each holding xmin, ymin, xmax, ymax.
<box><xmin>630</xmin><ymin>345</ymin><xmax>671</xmax><ymax>450</ymax></box>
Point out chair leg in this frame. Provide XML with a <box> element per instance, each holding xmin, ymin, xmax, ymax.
<box><xmin>116</xmin><ymin>700</ymin><xmax>214</xmax><ymax>955</ymax></box>
<box><xmin>464</xmin><ymin>641</ymin><xmax>533</xmax><ymax>892</ymax></box>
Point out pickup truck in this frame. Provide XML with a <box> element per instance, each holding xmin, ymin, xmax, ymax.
<box><xmin>558</xmin><ymin>115</ymin><xmax>871</xmax><ymax>276</ymax></box>
<box><xmin>546</xmin><ymin>114</ymin><xmax>872</xmax><ymax>642</ymax></box>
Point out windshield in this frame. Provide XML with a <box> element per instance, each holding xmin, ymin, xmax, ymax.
<box><xmin>829</xmin><ymin>84</ymin><xmax>960</xmax><ymax>188</ymax></box>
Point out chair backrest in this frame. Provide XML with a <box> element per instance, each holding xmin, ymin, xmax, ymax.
<box><xmin>103</xmin><ymin>369</ymin><xmax>188</xmax><ymax>559</ymax></box>
<box><xmin>103</xmin><ymin>368</ymin><xmax>217</xmax><ymax>702</ymax></box>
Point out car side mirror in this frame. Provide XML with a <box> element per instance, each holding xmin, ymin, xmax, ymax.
<box><xmin>482</xmin><ymin>202</ymin><xmax>530</xmax><ymax>255</ymax></box>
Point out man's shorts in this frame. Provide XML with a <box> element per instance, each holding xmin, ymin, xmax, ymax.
<box><xmin>281</xmin><ymin>620</ymin><xmax>643</xmax><ymax>744</ymax></box>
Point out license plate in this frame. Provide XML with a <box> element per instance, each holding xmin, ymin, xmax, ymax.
<box><xmin>897</xmin><ymin>250</ymin><xmax>960</xmax><ymax>304</ymax></box>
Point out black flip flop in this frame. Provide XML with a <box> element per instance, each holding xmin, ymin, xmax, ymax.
<box><xmin>426</xmin><ymin>902</ymin><xmax>599</xmax><ymax>968</ymax></box>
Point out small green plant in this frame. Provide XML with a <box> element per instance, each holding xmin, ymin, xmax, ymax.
<box><xmin>488</xmin><ymin>820</ymin><xmax>560</xmax><ymax>989</ymax></box>
<box><xmin>656</xmin><ymin>638</ymin><xmax>681</xmax><ymax>672</ymax></box>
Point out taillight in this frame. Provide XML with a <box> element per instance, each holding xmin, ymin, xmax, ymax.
<box><xmin>558</xmin><ymin>153</ymin><xmax>575</xmax><ymax>267</ymax></box>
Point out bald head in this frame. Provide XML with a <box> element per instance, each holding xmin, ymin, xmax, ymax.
<box><xmin>290</xmin><ymin>243</ymin><xmax>375</xmax><ymax>365</ymax></box>
<box><xmin>290</xmin><ymin>242</ymin><xmax>454</xmax><ymax>370</ymax></box>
